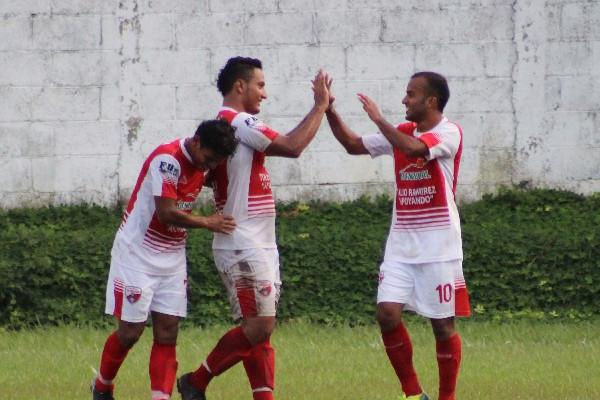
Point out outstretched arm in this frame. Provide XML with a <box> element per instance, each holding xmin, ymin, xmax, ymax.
<box><xmin>154</xmin><ymin>197</ymin><xmax>236</xmax><ymax>234</ymax></box>
<box><xmin>357</xmin><ymin>93</ymin><xmax>428</xmax><ymax>158</ymax></box>
<box><xmin>265</xmin><ymin>70</ymin><xmax>330</xmax><ymax>158</ymax></box>
<box><xmin>325</xmin><ymin>106</ymin><xmax>369</xmax><ymax>155</ymax></box>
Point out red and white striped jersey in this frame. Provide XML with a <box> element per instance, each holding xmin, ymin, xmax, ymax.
<box><xmin>362</xmin><ymin>117</ymin><xmax>463</xmax><ymax>263</ymax></box>
<box><xmin>113</xmin><ymin>138</ymin><xmax>205</xmax><ymax>274</ymax></box>
<box><xmin>211</xmin><ymin>107</ymin><xmax>280</xmax><ymax>249</ymax></box>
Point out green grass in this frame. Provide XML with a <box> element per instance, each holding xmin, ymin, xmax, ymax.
<box><xmin>1</xmin><ymin>319</ymin><xmax>598</xmax><ymax>399</ymax></box>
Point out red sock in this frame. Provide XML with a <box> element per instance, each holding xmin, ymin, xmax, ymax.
<box><xmin>436</xmin><ymin>334</ymin><xmax>462</xmax><ymax>400</ymax></box>
<box><xmin>381</xmin><ymin>323</ymin><xmax>422</xmax><ymax>396</ymax></box>
<box><xmin>190</xmin><ymin>326</ymin><xmax>253</xmax><ymax>391</ymax></box>
<box><xmin>149</xmin><ymin>341</ymin><xmax>178</xmax><ymax>398</ymax></box>
<box><xmin>95</xmin><ymin>332</ymin><xmax>130</xmax><ymax>392</ymax></box>
<box><xmin>243</xmin><ymin>340</ymin><xmax>275</xmax><ymax>400</ymax></box>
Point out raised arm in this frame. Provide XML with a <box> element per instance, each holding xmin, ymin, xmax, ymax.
<box><xmin>154</xmin><ymin>197</ymin><xmax>236</xmax><ymax>234</ymax></box>
<box><xmin>325</xmin><ymin>105</ymin><xmax>369</xmax><ymax>155</ymax></box>
<box><xmin>264</xmin><ymin>70</ymin><xmax>330</xmax><ymax>158</ymax></box>
<box><xmin>357</xmin><ymin>93</ymin><xmax>428</xmax><ymax>158</ymax></box>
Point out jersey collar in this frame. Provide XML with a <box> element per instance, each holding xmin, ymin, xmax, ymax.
<box><xmin>179</xmin><ymin>138</ymin><xmax>194</xmax><ymax>164</ymax></box>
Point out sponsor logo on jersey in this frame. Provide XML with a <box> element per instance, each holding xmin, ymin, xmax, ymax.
<box><xmin>259</xmin><ymin>173</ymin><xmax>271</xmax><ymax>190</ymax></box>
<box><xmin>244</xmin><ymin>116</ymin><xmax>260</xmax><ymax>127</ymax></box>
<box><xmin>125</xmin><ymin>286</ymin><xmax>142</xmax><ymax>304</ymax></box>
<box><xmin>257</xmin><ymin>281</ymin><xmax>272</xmax><ymax>297</ymax></box>
<box><xmin>398</xmin><ymin>159</ymin><xmax>431</xmax><ymax>181</ymax></box>
<box><xmin>159</xmin><ymin>161</ymin><xmax>180</xmax><ymax>177</ymax></box>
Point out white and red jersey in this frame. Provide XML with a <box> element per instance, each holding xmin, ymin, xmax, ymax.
<box><xmin>113</xmin><ymin>138</ymin><xmax>205</xmax><ymax>274</ymax></box>
<box><xmin>211</xmin><ymin>107</ymin><xmax>280</xmax><ymax>249</ymax></box>
<box><xmin>362</xmin><ymin>117</ymin><xmax>463</xmax><ymax>263</ymax></box>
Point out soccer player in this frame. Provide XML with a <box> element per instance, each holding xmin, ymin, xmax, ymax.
<box><xmin>91</xmin><ymin>119</ymin><xmax>239</xmax><ymax>400</ymax></box>
<box><xmin>177</xmin><ymin>57</ymin><xmax>330</xmax><ymax>400</ymax></box>
<box><xmin>325</xmin><ymin>72</ymin><xmax>471</xmax><ymax>400</ymax></box>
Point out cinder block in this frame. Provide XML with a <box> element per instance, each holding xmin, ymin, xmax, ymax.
<box><xmin>327</xmin><ymin>80</ymin><xmax>380</xmax><ymax>117</ymax></box>
<box><xmin>541</xmin><ymin>111</ymin><xmax>595</xmax><ymax>148</ymax></box>
<box><xmin>30</xmin><ymin>87</ymin><xmax>100</xmax><ymax>121</ymax></box>
<box><xmin>256</xmin><ymin>81</ymin><xmax>314</xmax><ymax>118</ymax></box>
<box><xmin>244</xmin><ymin>12</ymin><xmax>314</xmax><ymax>45</ymax></box>
<box><xmin>445</xmin><ymin>78</ymin><xmax>513</xmax><ymax>113</ymax></box>
<box><xmin>546</xmin><ymin>76</ymin><xmax>600</xmax><ymax>112</ymax></box>
<box><xmin>140</xmin><ymin>14</ymin><xmax>174</xmax><ymax>49</ymax></box>
<box><xmin>310</xmin><ymin>151</ymin><xmax>380</xmax><ymax>184</ymax></box>
<box><xmin>0</xmin><ymin>0</ymin><xmax>50</xmax><ymax>16</ymax></box>
<box><xmin>279</xmin><ymin>0</ymin><xmax>349</xmax><ymax>12</ymax></box>
<box><xmin>0</xmin><ymin>122</ymin><xmax>54</xmax><ymax>157</ymax></box>
<box><xmin>175</xmin><ymin>85</ymin><xmax>222</xmax><ymax>120</ymax></box>
<box><xmin>0</xmin><ymin>158</ymin><xmax>32</xmax><ymax>191</ymax></box>
<box><xmin>264</xmin><ymin>156</ymin><xmax>309</xmax><ymax>185</ymax></box>
<box><xmin>140</xmin><ymin>0</ymin><xmax>208</xmax><ymax>13</ymax></box>
<box><xmin>561</xmin><ymin>2</ymin><xmax>588</xmax><ymax>40</ymax></box>
<box><xmin>0</xmin><ymin>87</ymin><xmax>41</xmax><ymax>121</ymax></box>
<box><xmin>32</xmin><ymin>155</ymin><xmax>119</xmax><ymax>192</ymax></box>
<box><xmin>33</xmin><ymin>15</ymin><xmax>101</xmax><ymax>50</ymax></box>
<box><xmin>49</xmin><ymin>51</ymin><xmax>120</xmax><ymax>86</ymax></box>
<box><xmin>49</xmin><ymin>0</ymin><xmax>119</xmax><ymax>15</ymax></box>
<box><xmin>176</xmin><ymin>13</ymin><xmax>245</xmax><ymax>48</ymax></box>
<box><xmin>416</xmin><ymin>43</ymin><xmax>485</xmax><ymax>78</ymax></box>
<box><xmin>101</xmin><ymin>85</ymin><xmax>121</xmax><ymax>120</ymax></box>
<box><xmin>546</xmin><ymin>4</ymin><xmax>562</xmax><ymax>41</ymax></box>
<box><xmin>210</xmin><ymin>45</ymin><xmax>277</xmax><ymax>82</ymax></box>
<box><xmin>590</xmin><ymin>2</ymin><xmax>600</xmax><ymax>40</ymax></box>
<box><xmin>101</xmin><ymin>16</ymin><xmax>121</xmax><ymax>50</ymax></box>
<box><xmin>208</xmin><ymin>0</ymin><xmax>278</xmax><ymax>13</ymax></box>
<box><xmin>140</xmin><ymin>49</ymin><xmax>211</xmax><ymax>84</ymax></box>
<box><xmin>382</xmin><ymin>10</ymin><xmax>452</xmax><ymax>43</ymax></box>
<box><xmin>0</xmin><ymin>17</ymin><xmax>32</xmax><ymax>50</ymax></box>
<box><xmin>456</xmin><ymin>150</ymin><xmax>480</xmax><ymax>185</ymax></box>
<box><xmin>484</xmin><ymin>42</ymin><xmax>516</xmax><ymax>77</ymax></box>
<box><xmin>53</xmin><ymin>121</ymin><xmax>121</xmax><ymax>155</ymax></box>
<box><xmin>449</xmin><ymin>6</ymin><xmax>513</xmax><ymax>42</ymax></box>
<box><xmin>260</xmin><ymin>45</ymin><xmax>346</xmax><ymax>83</ymax></box>
<box><xmin>347</xmin><ymin>44</ymin><xmax>415</xmax><ymax>80</ymax></box>
<box><xmin>0</xmin><ymin>51</ymin><xmax>49</xmax><ymax>85</ymax></box>
<box><xmin>450</xmin><ymin>112</ymin><xmax>514</xmax><ymax>150</ymax></box>
<box><xmin>546</xmin><ymin>41</ymin><xmax>592</xmax><ymax>76</ymax></box>
<box><xmin>141</xmin><ymin>85</ymin><xmax>175</xmax><ymax>120</ymax></box>
<box><xmin>315</xmin><ymin>10</ymin><xmax>381</xmax><ymax>44</ymax></box>
<box><xmin>478</xmin><ymin>149</ymin><xmax>514</xmax><ymax>184</ymax></box>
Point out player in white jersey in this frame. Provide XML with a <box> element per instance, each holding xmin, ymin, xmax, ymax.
<box><xmin>325</xmin><ymin>72</ymin><xmax>471</xmax><ymax>400</ymax></box>
<box><xmin>177</xmin><ymin>57</ymin><xmax>330</xmax><ymax>400</ymax></box>
<box><xmin>91</xmin><ymin>120</ymin><xmax>238</xmax><ymax>400</ymax></box>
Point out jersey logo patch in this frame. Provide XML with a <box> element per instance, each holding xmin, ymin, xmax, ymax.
<box><xmin>125</xmin><ymin>286</ymin><xmax>142</xmax><ymax>304</ymax></box>
<box><xmin>257</xmin><ymin>281</ymin><xmax>272</xmax><ymax>297</ymax></box>
<box><xmin>159</xmin><ymin>161</ymin><xmax>180</xmax><ymax>177</ymax></box>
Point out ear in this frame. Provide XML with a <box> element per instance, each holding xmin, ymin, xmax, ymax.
<box><xmin>234</xmin><ymin>78</ymin><xmax>246</xmax><ymax>94</ymax></box>
<box><xmin>427</xmin><ymin>96</ymin><xmax>438</xmax><ymax>111</ymax></box>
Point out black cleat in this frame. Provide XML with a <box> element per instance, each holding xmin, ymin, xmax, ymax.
<box><xmin>91</xmin><ymin>380</ymin><xmax>115</xmax><ymax>400</ymax></box>
<box><xmin>177</xmin><ymin>372</ymin><xmax>206</xmax><ymax>400</ymax></box>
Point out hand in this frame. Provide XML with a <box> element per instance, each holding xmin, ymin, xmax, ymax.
<box><xmin>204</xmin><ymin>214</ymin><xmax>236</xmax><ymax>234</ymax></box>
<box><xmin>311</xmin><ymin>69</ymin><xmax>330</xmax><ymax>111</ymax></box>
<box><xmin>326</xmin><ymin>75</ymin><xmax>335</xmax><ymax>110</ymax></box>
<box><xmin>357</xmin><ymin>93</ymin><xmax>383</xmax><ymax>123</ymax></box>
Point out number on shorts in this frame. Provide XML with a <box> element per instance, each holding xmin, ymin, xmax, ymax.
<box><xmin>436</xmin><ymin>284</ymin><xmax>453</xmax><ymax>303</ymax></box>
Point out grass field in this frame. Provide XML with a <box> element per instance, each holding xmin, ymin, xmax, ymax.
<box><xmin>1</xmin><ymin>319</ymin><xmax>598</xmax><ymax>400</ymax></box>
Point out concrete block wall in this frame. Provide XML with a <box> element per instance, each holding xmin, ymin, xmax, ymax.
<box><xmin>0</xmin><ymin>0</ymin><xmax>598</xmax><ymax>208</ymax></box>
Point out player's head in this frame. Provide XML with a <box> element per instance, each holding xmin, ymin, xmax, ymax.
<box><xmin>189</xmin><ymin>119</ymin><xmax>238</xmax><ymax>170</ymax></box>
<box><xmin>217</xmin><ymin>56</ymin><xmax>267</xmax><ymax>115</ymax></box>
<box><xmin>402</xmin><ymin>71</ymin><xmax>449</xmax><ymax>122</ymax></box>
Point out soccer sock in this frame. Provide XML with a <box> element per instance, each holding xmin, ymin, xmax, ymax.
<box><xmin>149</xmin><ymin>340</ymin><xmax>178</xmax><ymax>398</ymax></box>
<box><xmin>95</xmin><ymin>331</ymin><xmax>131</xmax><ymax>393</ymax></box>
<box><xmin>243</xmin><ymin>340</ymin><xmax>275</xmax><ymax>400</ymax></box>
<box><xmin>381</xmin><ymin>322</ymin><xmax>422</xmax><ymax>396</ymax></box>
<box><xmin>190</xmin><ymin>326</ymin><xmax>253</xmax><ymax>391</ymax></box>
<box><xmin>436</xmin><ymin>333</ymin><xmax>462</xmax><ymax>400</ymax></box>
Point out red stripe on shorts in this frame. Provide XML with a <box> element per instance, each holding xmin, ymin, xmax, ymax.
<box><xmin>454</xmin><ymin>286</ymin><xmax>471</xmax><ymax>317</ymax></box>
<box><xmin>236</xmin><ymin>278</ymin><xmax>257</xmax><ymax>318</ymax></box>
<box><xmin>114</xmin><ymin>281</ymin><xmax>124</xmax><ymax>319</ymax></box>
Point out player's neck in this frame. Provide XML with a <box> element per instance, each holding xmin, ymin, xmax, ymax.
<box><xmin>222</xmin><ymin>97</ymin><xmax>246</xmax><ymax>113</ymax></box>
<box><xmin>416</xmin><ymin>112</ymin><xmax>443</xmax><ymax>133</ymax></box>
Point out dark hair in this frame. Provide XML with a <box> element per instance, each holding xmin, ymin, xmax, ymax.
<box><xmin>411</xmin><ymin>71</ymin><xmax>450</xmax><ymax>112</ymax></box>
<box><xmin>216</xmin><ymin>56</ymin><xmax>263</xmax><ymax>96</ymax></box>
<box><xmin>194</xmin><ymin>119</ymin><xmax>238</xmax><ymax>157</ymax></box>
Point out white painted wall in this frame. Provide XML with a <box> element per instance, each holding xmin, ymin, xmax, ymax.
<box><xmin>1</xmin><ymin>0</ymin><xmax>598</xmax><ymax>208</ymax></box>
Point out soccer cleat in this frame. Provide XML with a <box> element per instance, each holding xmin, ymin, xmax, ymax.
<box><xmin>402</xmin><ymin>393</ymin><xmax>429</xmax><ymax>400</ymax></box>
<box><xmin>90</xmin><ymin>380</ymin><xmax>115</xmax><ymax>400</ymax></box>
<box><xmin>177</xmin><ymin>372</ymin><xmax>206</xmax><ymax>400</ymax></box>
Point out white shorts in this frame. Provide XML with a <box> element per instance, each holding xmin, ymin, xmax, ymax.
<box><xmin>377</xmin><ymin>259</ymin><xmax>471</xmax><ymax>319</ymax></box>
<box><xmin>213</xmin><ymin>248</ymin><xmax>281</xmax><ymax>321</ymax></box>
<box><xmin>105</xmin><ymin>259</ymin><xmax>188</xmax><ymax>323</ymax></box>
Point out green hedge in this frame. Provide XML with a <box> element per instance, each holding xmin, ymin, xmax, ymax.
<box><xmin>0</xmin><ymin>188</ymin><xmax>598</xmax><ymax>328</ymax></box>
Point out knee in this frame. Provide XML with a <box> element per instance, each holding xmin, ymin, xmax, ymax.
<box><xmin>431</xmin><ymin>318</ymin><xmax>456</xmax><ymax>341</ymax></box>
<box><xmin>377</xmin><ymin>305</ymin><xmax>401</xmax><ymax>333</ymax></box>
<box><xmin>153</xmin><ymin>322</ymin><xmax>179</xmax><ymax>345</ymax></box>
<box><xmin>242</xmin><ymin>317</ymin><xmax>276</xmax><ymax>345</ymax></box>
<box><xmin>116</xmin><ymin>325</ymin><xmax>144</xmax><ymax>348</ymax></box>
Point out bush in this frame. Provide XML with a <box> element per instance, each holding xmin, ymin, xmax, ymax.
<box><xmin>0</xmin><ymin>188</ymin><xmax>598</xmax><ymax>328</ymax></box>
